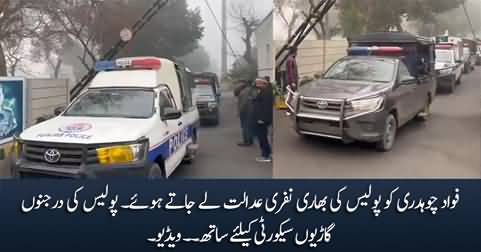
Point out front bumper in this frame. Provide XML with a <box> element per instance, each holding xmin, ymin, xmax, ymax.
<box><xmin>12</xmin><ymin>158</ymin><xmax>152</xmax><ymax>178</ymax></box>
<box><xmin>197</xmin><ymin>105</ymin><xmax>219</xmax><ymax>120</ymax></box>
<box><xmin>436</xmin><ymin>74</ymin><xmax>455</xmax><ymax>87</ymax></box>
<box><xmin>293</xmin><ymin>110</ymin><xmax>388</xmax><ymax>143</ymax></box>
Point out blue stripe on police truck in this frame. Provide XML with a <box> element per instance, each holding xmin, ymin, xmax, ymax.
<box><xmin>147</xmin><ymin>126</ymin><xmax>194</xmax><ymax>162</ymax></box>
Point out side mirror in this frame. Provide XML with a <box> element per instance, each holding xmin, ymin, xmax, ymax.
<box><xmin>161</xmin><ymin>107</ymin><xmax>182</xmax><ymax>121</ymax></box>
<box><xmin>54</xmin><ymin>106</ymin><xmax>66</xmax><ymax>116</ymax></box>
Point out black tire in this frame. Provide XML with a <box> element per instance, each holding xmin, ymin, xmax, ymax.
<box><xmin>183</xmin><ymin>131</ymin><xmax>198</xmax><ymax>164</ymax></box>
<box><xmin>446</xmin><ymin>77</ymin><xmax>456</xmax><ymax>94</ymax></box>
<box><xmin>212</xmin><ymin>116</ymin><xmax>219</xmax><ymax>126</ymax></box>
<box><xmin>376</xmin><ymin>114</ymin><xmax>397</xmax><ymax>152</ymax></box>
<box><xmin>148</xmin><ymin>163</ymin><xmax>165</xmax><ymax>179</ymax></box>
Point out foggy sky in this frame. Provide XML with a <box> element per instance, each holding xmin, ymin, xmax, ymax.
<box><xmin>187</xmin><ymin>0</ymin><xmax>273</xmax><ymax>74</ymax></box>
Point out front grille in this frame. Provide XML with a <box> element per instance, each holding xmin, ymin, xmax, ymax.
<box><xmin>22</xmin><ymin>142</ymin><xmax>98</xmax><ymax>167</ymax></box>
<box><xmin>299</xmin><ymin>97</ymin><xmax>352</xmax><ymax>118</ymax></box>
<box><xmin>301</xmin><ymin>99</ymin><xmax>344</xmax><ymax>111</ymax></box>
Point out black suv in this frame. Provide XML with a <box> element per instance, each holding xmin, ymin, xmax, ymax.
<box><xmin>192</xmin><ymin>72</ymin><xmax>221</xmax><ymax>125</ymax></box>
<box><xmin>286</xmin><ymin>32</ymin><xmax>436</xmax><ymax>151</ymax></box>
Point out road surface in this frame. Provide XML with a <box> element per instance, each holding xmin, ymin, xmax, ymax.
<box><xmin>273</xmin><ymin>68</ymin><xmax>481</xmax><ymax>178</ymax></box>
<box><xmin>173</xmin><ymin>92</ymin><xmax>272</xmax><ymax>178</ymax></box>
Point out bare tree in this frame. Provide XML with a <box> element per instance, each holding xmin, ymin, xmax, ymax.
<box><xmin>0</xmin><ymin>0</ymin><xmax>46</xmax><ymax>75</ymax></box>
<box><xmin>274</xmin><ymin>0</ymin><xmax>302</xmax><ymax>38</ymax></box>
<box><xmin>230</xmin><ymin>2</ymin><xmax>261</xmax><ymax>65</ymax></box>
<box><xmin>42</xmin><ymin>0</ymin><xmax>104</xmax><ymax>72</ymax></box>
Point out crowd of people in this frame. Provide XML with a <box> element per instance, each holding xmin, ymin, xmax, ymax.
<box><xmin>233</xmin><ymin>77</ymin><xmax>274</xmax><ymax>163</ymax></box>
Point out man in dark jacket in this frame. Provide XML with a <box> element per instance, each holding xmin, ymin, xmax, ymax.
<box><xmin>252</xmin><ymin>78</ymin><xmax>274</xmax><ymax>162</ymax></box>
<box><xmin>234</xmin><ymin>80</ymin><xmax>256</xmax><ymax>146</ymax></box>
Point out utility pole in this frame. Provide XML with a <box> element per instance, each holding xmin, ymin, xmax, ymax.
<box><xmin>221</xmin><ymin>0</ymin><xmax>227</xmax><ymax>79</ymax></box>
<box><xmin>462</xmin><ymin>2</ymin><xmax>476</xmax><ymax>39</ymax></box>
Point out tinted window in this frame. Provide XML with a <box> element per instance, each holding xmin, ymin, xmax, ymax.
<box><xmin>158</xmin><ymin>89</ymin><xmax>176</xmax><ymax>114</ymax></box>
<box><xmin>398</xmin><ymin>62</ymin><xmax>414</xmax><ymax>82</ymax></box>
<box><xmin>324</xmin><ymin>58</ymin><xmax>396</xmax><ymax>83</ymax></box>
<box><xmin>64</xmin><ymin>89</ymin><xmax>154</xmax><ymax>118</ymax></box>
<box><xmin>194</xmin><ymin>85</ymin><xmax>215</xmax><ymax>96</ymax></box>
<box><xmin>176</xmin><ymin>65</ymin><xmax>194</xmax><ymax>111</ymax></box>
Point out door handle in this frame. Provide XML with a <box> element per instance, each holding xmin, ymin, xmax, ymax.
<box><xmin>178</xmin><ymin>122</ymin><xmax>183</xmax><ymax>127</ymax></box>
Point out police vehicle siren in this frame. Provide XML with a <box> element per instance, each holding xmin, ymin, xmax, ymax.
<box><xmin>347</xmin><ymin>46</ymin><xmax>404</xmax><ymax>56</ymax></box>
<box><xmin>95</xmin><ymin>58</ymin><xmax>162</xmax><ymax>72</ymax></box>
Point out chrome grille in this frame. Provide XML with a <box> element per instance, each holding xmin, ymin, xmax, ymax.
<box><xmin>301</xmin><ymin>99</ymin><xmax>344</xmax><ymax>111</ymax></box>
<box><xmin>23</xmin><ymin>142</ymin><xmax>98</xmax><ymax>167</ymax></box>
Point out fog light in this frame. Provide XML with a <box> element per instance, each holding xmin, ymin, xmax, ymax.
<box><xmin>96</xmin><ymin>143</ymin><xmax>145</xmax><ymax>165</ymax></box>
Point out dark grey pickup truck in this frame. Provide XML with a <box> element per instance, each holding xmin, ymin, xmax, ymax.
<box><xmin>286</xmin><ymin>32</ymin><xmax>436</xmax><ymax>151</ymax></box>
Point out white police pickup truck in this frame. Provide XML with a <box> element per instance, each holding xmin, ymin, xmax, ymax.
<box><xmin>12</xmin><ymin>57</ymin><xmax>199</xmax><ymax>178</ymax></box>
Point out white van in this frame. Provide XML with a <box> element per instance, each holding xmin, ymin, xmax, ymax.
<box><xmin>12</xmin><ymin>57</ymin><xmax>199</xmax><ymax>178</ymax></box>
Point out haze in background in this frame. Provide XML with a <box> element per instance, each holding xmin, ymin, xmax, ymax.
<box><xmin>187</xmin><ymin>0</ymin><xmax>272</xmax><ymax>76</ymax></box>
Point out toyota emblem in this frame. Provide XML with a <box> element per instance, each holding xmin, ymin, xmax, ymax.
<box><xmin>316</xmin><ymin>100</ymin><xmax>329</xmax><ymax>110</ymax></box>
<box><xmin>44</xmin><ymin>149</ymin><xmax>61</xmax><ymax>164</ymax></box>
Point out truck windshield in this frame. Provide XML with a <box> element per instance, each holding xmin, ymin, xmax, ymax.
<box><xmin>436</xmin><ymin>50</ymin><xmax>453</xmax><ymax>63</ymax></box>
<box><xmin>64</xmin><ymin>89</ymin><xmax>155</xmax><ymax>119</ymax></box>
<box><xmin>324</xmin><ymin>58</ymin><xmax>395</xmax><ymax>83</ymax></box>
<box><xmin>194</xmin><ymin>85</ymin><xmax>215</xmax><ymax>97</ymax></box>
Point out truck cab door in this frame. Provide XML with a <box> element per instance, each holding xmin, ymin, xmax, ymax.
<box><xmin>394</xmin><ymin>62</ymin><xmax>420</xmax><ymax>125</ymax></box>
<box><xmin>158</xmin><ymin>88</ymin><xmax>185</xmax><ymax>177</ymax></box>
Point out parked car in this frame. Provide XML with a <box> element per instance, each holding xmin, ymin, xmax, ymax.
<box><xmin>192</xmin><ymin>72</ymin><xmax>221</xmax><ymax>125</ymax></box>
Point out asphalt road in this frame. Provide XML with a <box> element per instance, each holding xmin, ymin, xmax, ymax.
<box><xmin>173</xmin><ymin>92</ymin><xmax>272</xmax><ymax>178</ymax></box>
<box><xmin>273</xmin><ymin>68</ymin><xmax>481</xmax><ymax>178</ymax></box>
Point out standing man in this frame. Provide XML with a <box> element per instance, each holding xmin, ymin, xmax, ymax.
<box><xmin>253</xmin><ymin>78</ymin><xmax>274</xmax><ymax>162</ymax></box>
<box><xmin>286</xmin><ymin>47</ymin><xmax>299</xmax><ymax>91</ymax></box>
<box><xmin>234</xmin><ymin>80</ymin><xmax>256</xmax><ymax>147</ymax></box>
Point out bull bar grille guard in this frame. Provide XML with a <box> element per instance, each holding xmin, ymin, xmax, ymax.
<box><xmin>285</xmin><ymin>87</ymin><xmax>348</xmax><ymax>140</ymax></box>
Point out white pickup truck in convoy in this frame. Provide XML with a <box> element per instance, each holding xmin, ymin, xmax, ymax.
<box><xmin>435</xmin><ymin>44</ymin><xmax>464</xmax><ymax>93</ymax></box>
<box><xmin>12</xmin><ymin>57</ymin><xmax>199</xmax><ymax>178</ymax></box>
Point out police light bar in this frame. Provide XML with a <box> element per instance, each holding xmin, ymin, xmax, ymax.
<box><xmin>95</xmin><ymin>58</ymin><xmax>162</xmax><ymax>72</ymax></box>
<box><xmin>348</xmin><ymin>46</ymin><xmax>403</xmax><ymax>56</ymax></box>
<box><xmin>436</xmin><ymin>44</ymin><xmax>453</xmax><ymax>49</ymax></box>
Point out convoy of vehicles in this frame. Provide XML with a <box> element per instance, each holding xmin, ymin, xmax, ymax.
<box><xmin>286</xmin><ymin>32</ymin><xmax>436</xmax><ymax>152</ymax></box>
<box><xmin>12</xmin><ymin>57</ymin><xmax>199</xmax><ymax>178</ymax></box>
<box><xmin>192</xmin><ymin>72</ymin><xmax>221</xmax><ymax>125</ymax></box>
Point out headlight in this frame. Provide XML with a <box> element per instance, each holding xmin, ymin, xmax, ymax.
<box><xmin>208</xmin><ymin>102</ymin><xmax>217</xmax><ymax>109</ymax></box>
<box><xmin>96</xmin><ymin>142</ymin><xmax>147</xmax><ymax>165</ymax></box>
<box><xmin>349</xmin><ymin>96</ymin><xmax>384</xmax><ymax>114</ymax></box>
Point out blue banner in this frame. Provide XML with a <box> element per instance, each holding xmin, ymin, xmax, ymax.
<box><xmin>0</xmin><ymin>179</ymin><xmax>479</xmax><ymax>251</ymax></box>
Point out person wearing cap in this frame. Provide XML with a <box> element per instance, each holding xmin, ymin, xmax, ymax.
<box><xmin>252</xmin><ymin>78</ymin><xmax>274</xmax><ymax>162</ymax></box>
